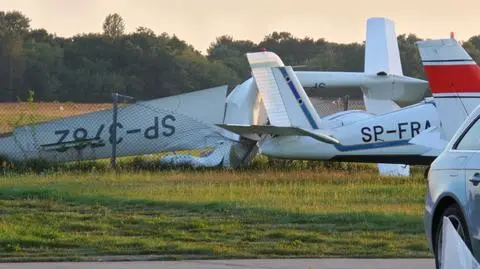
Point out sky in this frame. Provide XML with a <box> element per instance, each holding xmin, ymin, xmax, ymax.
<box><xmin>1</xmin><ymin>0</ymin><xmax>479</xmax><ymax>53</ymax></box>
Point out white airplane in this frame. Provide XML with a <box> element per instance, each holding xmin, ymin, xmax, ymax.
<box><xmin>0</xmin><ymin>85</ymin><xmax>264</xmax><ymax>168</ymax></box>
<box><xmin>298</xmin><ymin>17</ymin><xmax>427</xmax><ymax>175</ymax></box>
<box><xmin>162</xmin><ymin>36</ymin><xmax>478</xmax><ymax>170</ymax></box>
<box><xmin>208</xmin><ymin>17</ymin><xmax>428</xmax><ymax>175</ymax></box>
<box><xmin>218</xmin><ymin>37</ymin><xmax>480</xmax><ymax>167</ymax></box>
<box><xmin>161</xmin><ymin>17</ymin><xmax>428</xmax><ymax>172</ymax></box>
<box><xmin>218</xmin><ymin>51</ymin><xmax>441</xmax><ymax>165</ymax></box>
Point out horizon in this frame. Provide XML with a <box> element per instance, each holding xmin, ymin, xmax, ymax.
<box><xmin>1</xmin><ymin>0</ymin><xmax>479</xmax><ymax>52</ymax></box>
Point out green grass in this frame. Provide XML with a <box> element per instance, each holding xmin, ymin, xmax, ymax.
<box><xmin>0</xmin><ymin>102</ymin><xmax>110</xmax><ymax>133</ymax></box>
<box><xmin>0</xmin><ymin>167</ymin><xmax>431</xmax><ymax>261</ymax></box>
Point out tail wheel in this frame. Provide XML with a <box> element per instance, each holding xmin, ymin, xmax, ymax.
<box><xmin>433</xmin><ymin>203</ymin><xmax>472</xmax><ymax>269</ymax></box>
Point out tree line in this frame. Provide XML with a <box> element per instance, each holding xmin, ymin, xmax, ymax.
<box><xmin>1</xmin><ymin>11</ymin><xmax>479</xmax><ymax>102</ymax></box>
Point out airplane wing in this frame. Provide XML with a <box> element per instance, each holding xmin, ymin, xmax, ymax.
<box><xmin>0</xmin><ymin>85</ymin><xmax>231</xmax><ymax>163</ymax></box>
<box><xmin>409</xmin><ymin>126</ymin><xmax>448</xmax><ymax>152</ymax></box>
<box><xmin>295</xmin><ymin>18</ymin><xmax>428</xmax><ymax>109</ymax></box>
<box><xmin>216</xmin><ymin>124</ymin><xmax>340</xmax><ymax>145</ymax></box>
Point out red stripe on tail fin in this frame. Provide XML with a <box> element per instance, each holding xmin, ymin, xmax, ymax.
<box><xmin>423</xmin><ymin>64</ymin><xmax>480</xmax><ymax>94</ymax></box>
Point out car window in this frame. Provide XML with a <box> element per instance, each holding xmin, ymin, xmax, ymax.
<box><xmin>456</xmin><ymin>117</ymin><xmax>480</xmax><ymax>150</ymax></box>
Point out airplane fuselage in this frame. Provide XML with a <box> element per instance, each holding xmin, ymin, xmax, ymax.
<box><xmin>260</xmin><ymin>100</ymin><xmax>440</xmax><ymax>164</ymax></box>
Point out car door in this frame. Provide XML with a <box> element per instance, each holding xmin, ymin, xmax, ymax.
<box><xmin>454</xmin><ymin>116</ymin><xmax>480</xmax><ymax>251</ymax></box>
<box><xmin>465</xmin><ymin>152</ymin><xmax>480</xmax><ymax>246</ymax></box>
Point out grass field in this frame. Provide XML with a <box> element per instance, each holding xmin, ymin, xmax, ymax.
<box><xmin>0</xmin><ymin>167</ymin><xmax>431</xmax><ymax>261</ymax></box>
<box><xmin>0</xmin><ymin>102</ymin><xmax>110</xmax><ymax>133</ymax></box>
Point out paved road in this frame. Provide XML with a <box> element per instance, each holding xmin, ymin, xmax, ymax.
<box><xmin>0</xmin><ymin>259</ymin><xmax>435</xmax><ymax>269</ymax></box>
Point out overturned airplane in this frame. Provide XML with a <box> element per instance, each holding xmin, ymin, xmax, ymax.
<box><xmin>0</xmin><ymin>85</ymin><xmax>265</xmax><ymax>168</ymax></box>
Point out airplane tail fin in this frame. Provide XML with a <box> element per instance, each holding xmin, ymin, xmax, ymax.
<box><xmin>365</xmin><ymin>17</ymin><xmax>402</xmax><ymax>77</ymax></box>
<box><xmin>362</xmin><ymin>17</ymin><xmax>402</xmax><ymax>115</ymax></box>
<box><xmin>418</xmin><ymin>38</ymin><xmax>480</xmax><ymax>139</ymax></box>
<box><xmin>216</xmin><ymin>52</ymin><xmax>337</xmax><ymax>144</ymax></box>
<box><xmin>246</xmin><ymin>52</ymin><xmax>322</xmax><ymax>129</ymax></box>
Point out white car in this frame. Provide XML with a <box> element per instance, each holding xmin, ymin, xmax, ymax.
<box><xmin>425</xmin><ymin>104</ymin><xmax>480</xmax><ymax>268</ymax></box>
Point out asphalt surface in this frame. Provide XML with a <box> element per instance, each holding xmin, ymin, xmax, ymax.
<box><xmin>0</xmin><ymin>259</ymin><xmax>435</xmax><ymax>269</ymax></box>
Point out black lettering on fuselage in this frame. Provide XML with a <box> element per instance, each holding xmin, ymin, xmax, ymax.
<box><xmin>425</xmin><ymin>120</ymin><xmax>431</xmax><ymax>130</ymax></box>
<box><xmin>92</xmin><ymin>124</ymin><xmax>106</xmax><ymax>148</ymax></box>
<box><xmin>144</xmin><ymin>117</ymin><xmax>159</xmax><ymax>139</ymax></box>
<box><xmin>73</xmin><ymin>128</ymin><xmax>88</xmax><ymax>141</ymax></box>
<box><xmin>361</xmin><ymin>119</ymin><xmax>433</xmax><ymax>144</ymax></box>
<box><xmin>109</xmin><ymin>122</ymin><xmax>124</xmax><ymax>144</ymax></box>
<box><xmin>162</xmin><ymin>115</ymin><xmax>176</xmax><ymax>137</ymax></box>
<box><xmin>398</xmin><ymin>122</ymin><xmax>408</xmax><ymax>139</ymax></box>
<box><xmin>361</xmin><ymin>127</ymin><xmax>372</xmax><ymax>142</ymax></box>
<box><xmin>373</xmin><ymin>125</ymin><xmax>384</xmax><ymax>141</ymax></box>
<box><xmin>55</xmin><ymin>130</ymin><xmax>69</xmax><ymax>145</ymax></box>
<box><xmin>410</xmin><ymin>121</ymin><xmax>421</xmax><ymax>137</ymax></box>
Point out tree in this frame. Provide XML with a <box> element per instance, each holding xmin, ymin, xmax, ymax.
<box><xmin>26</xmin><ymin>28</ymin><xmax>52</xmax><ymax>43</ymax></box>
<box><xmin>23</xmin><ymin>40</ymin><xmax>64</xmax><ymax>101</ymax></box>
<box><xmin>463</xmin><ymin>41</ymin><xmax>480</xmax><ymax>64</ymax></box>
<box><xmin>397</xmin><ymin>34</ymin><xmax>423</xmax><ymax>78</ymax></box>
<box><xmin>0</xmin><ymin>11</ymin><xmax>30</xmax><ymax>37</ymax></box>
<box><xmin>102</xmin><ymin>13</ymin><xmax>125</xmax><ymax>39</ymax></box>
<box><xmin>0</xmin><ymin>11</ymin><xmax>31</xmax><ymax>100</ymax></box>
<box><xmin>135</xmin><ymin>26</ymin><xmax>155</xmax><ymax>37</ymax></box>
<box><xmin>207</xmin><ymin>36</ymin><xmax>257</xmax><ymax>80</ymax></box>
<box><xmin>468</xmin><ymin>35</ymin><xmax>480</xmax><ymax>51</ymax></box>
